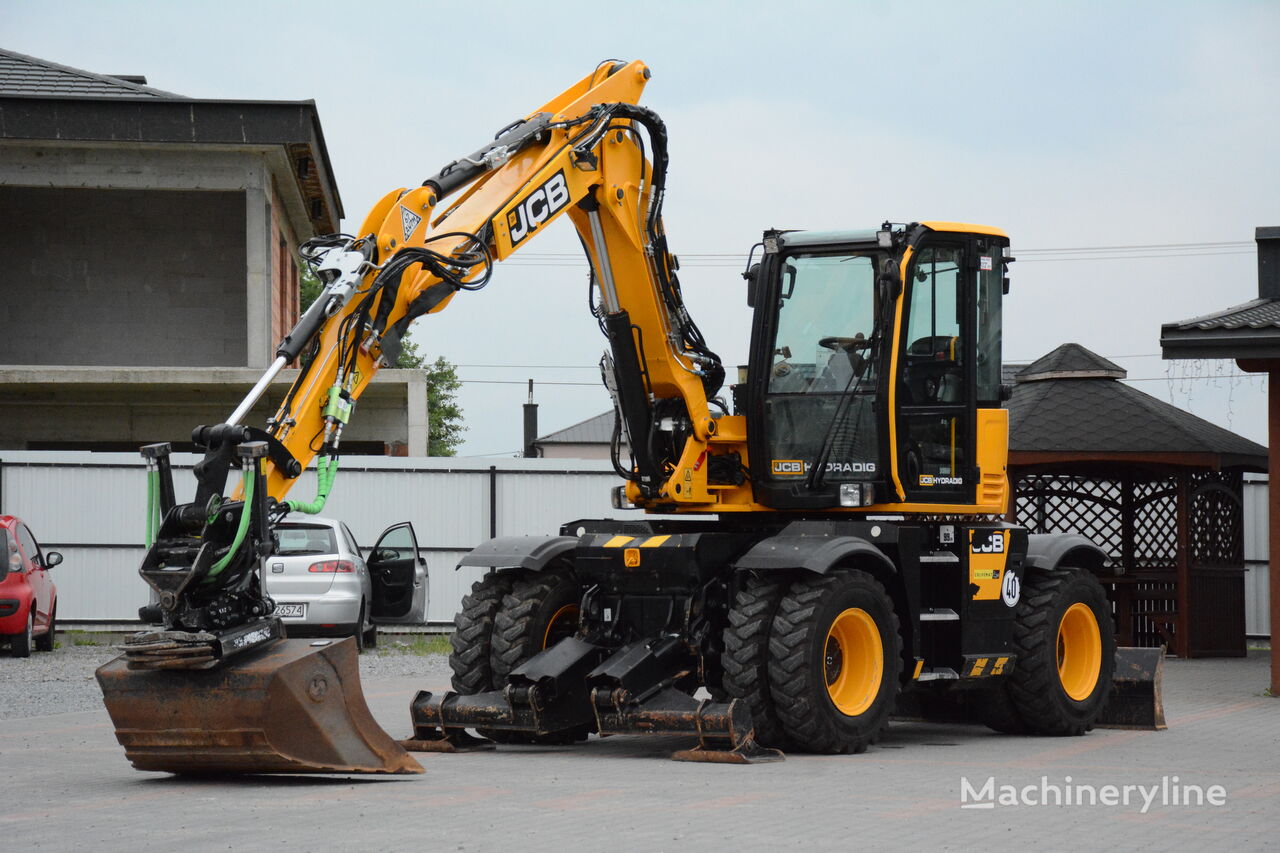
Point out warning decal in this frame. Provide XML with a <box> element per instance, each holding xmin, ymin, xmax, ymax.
<box><xmin>400</xmin><ymin>206</ymin><xmax>422</xmax><ymax>243</ymax></box>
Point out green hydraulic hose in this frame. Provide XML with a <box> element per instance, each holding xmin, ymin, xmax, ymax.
<box><xmin>144</xmin><ymin>468</ymin><xmax>159</xmax><ymax>548</ymax></box>
<box><xmin>206</xmin><ymin>466</ymin><xmax>255</xmax><ymax>579</ymax></box>
<box><xmin>286</xmin><ymin>455</ymin><xmax>339</xmax><ymax>514</ymax></box>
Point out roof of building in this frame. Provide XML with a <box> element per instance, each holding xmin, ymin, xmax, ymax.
<box><xmin>1016</xmin><ymin>343</ymin><xmax>1125</xmax><ymax>381</ymax></box>
<box><xmin>536</xmin><ymin>411</ymin><xmax>616</xmax><ymax>445</ymax></box>
<box><xmin>0</xmin><ymin>48</ymin><xmax>343</xmax><ymax>231</ymax></box>
<box><xmin>1161</xmin><ymin>227</ymin><xmax>1280</xmax><ymax>359</ymax></box>
<box><xmin>0</xmin><ymin>48</ymin><xmax>184</xmax><ymax>98</ymax></box>
<box><xmin>1009</xmin><ymin>343</ymin><xmax>1266</xmax><ymax>470</ymax></box>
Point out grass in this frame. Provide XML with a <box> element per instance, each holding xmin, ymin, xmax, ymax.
<box><xmin>58</xmin><ymin>630</ymin><xmax>108</xmax><ymax>648</ymax></box>
<box><xmin>377</xmin><ymin>633</ymin><xmax>452</xmax><ymax>656</ymax></box>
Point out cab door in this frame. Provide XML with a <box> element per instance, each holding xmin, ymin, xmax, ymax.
<box><xmin>367</xmin><ymin>522</ymin><xmax>428</xmax><ymax>624</ymax></box>
<box><xmin>895</xmin><ymin>240</ymin><xmax>975</xmax><ymax>504</ymax></box>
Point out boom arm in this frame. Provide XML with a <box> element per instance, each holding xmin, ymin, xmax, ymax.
<box><xmin>255</xmin><ymin>59</ymin><xmax>728</xmax><ymax>508</ymax></box>
<box><xmin>135</xmin><ymin>60</ymin><xmax>750</xmax><ymax>642</ymax></box>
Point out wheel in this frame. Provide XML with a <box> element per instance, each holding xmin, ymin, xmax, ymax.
<box><xmin>35</xmin><ymin>605</ymin><xmax>55</xmax><ymax>652</ymax></box>
<box><xmin>448</xmin><ymin>571</ymin><xmax>517</xmax><ymax>694</ymax></box>
<box><xmin>10</xmin><ymin>609</ymin><xmax>33</xmax><ymax>658</ymax></box>
<box><xmin>722</xmin><ymin>573</ymin><xmax>791</xmax><ymax>748</ymax></box>
<box><xmin>818</xmin><ymin>335</ymin><xmax>871</xmax><ymax>351</ymax></box>
<box><xmin>769</xmin><ymin>570</ymin><xmax>902</xmax><ymax>754</ymax></box>
<box><xmin>1000</xmin><ymin>568</ymin><xmax>1116</xmax><ymax>735</ymax></box>
<box><xmin>490</xmin><ymin>566</ymin><xmax>580</xmax><ymax>684</ymax></box>
<box><xmin>490</xmin><ymin>566</ymin><xmax>589</xmax><ymax>745</ymax></box>
<box><xmin>362</xmin><ymin>620</ymin><xmax>378</xmax><ymax>649</ymax></box>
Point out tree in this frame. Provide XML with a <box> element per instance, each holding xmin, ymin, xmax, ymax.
<box><xmin>391</xmin><ymin>337</ymin><xmax>467</xmax><ymax>455</ymax></box>
<box><xmin>297</xmin><ymin>262</ymin><xmax>466</xmax><ymax>455</ymax></box>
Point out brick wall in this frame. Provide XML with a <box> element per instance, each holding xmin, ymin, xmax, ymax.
<box><xmin>0</xmin><ymin>186</ymin><xmax>247</xmax><ymax>367</ymax></box>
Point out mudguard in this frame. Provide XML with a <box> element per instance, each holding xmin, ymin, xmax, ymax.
<box><xmin>457</xmin><ymin>535</ymin><xmax>577</xmax><ymax>571</ymax></box>
<box><xmin>1025</xmin><ymin>532</ymin><xmax>1112</xmax><ymax>575</ymax></box>
<box><xmin>734</xmin><ymin>531</ymin><xmax>895</xmax><ymax>576</ymax></box>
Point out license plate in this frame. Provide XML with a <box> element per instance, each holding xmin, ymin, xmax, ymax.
<box><xmin>274</xmin><ymin>603</ymin><xmax>306</xmax><ymax>619</ymax></box>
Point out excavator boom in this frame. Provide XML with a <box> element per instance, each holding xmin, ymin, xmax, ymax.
<box><xmin>98</xmin><ymin>59</ymin><xmax>724</xmax><ymax>774</ymax></box>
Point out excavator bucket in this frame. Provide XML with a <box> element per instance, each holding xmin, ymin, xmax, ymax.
<box><xmin>96</xmin><ymin>638</ymin><xmax>423</xmax><ymax>775</ymax></box>
<box><xmin>1095</xmin><ymin>646</ymin><xmax>1167</xmax><ymax>731</ymax></box>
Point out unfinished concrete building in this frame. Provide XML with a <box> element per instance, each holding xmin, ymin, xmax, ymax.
<box><xmin>0</xmin><ymin>48</ymin><xmax>427</xmax><ymax>455</ymax></box>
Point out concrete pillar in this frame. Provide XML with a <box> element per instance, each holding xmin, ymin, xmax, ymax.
<box><xmin>407</xmin><ymin>370</ymin><xmax>430</xmax><ymax>456</ymax></box>
<box><xmin>244</xmin><ymin>177</ymin><xmax>273</xmax><ymax>368</ymax></box>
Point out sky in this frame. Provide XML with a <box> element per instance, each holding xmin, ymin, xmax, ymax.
<box><xmin>4</xmin><ymin>0</ymin><xmax>1278</xmax><ymax>455</ymax></box>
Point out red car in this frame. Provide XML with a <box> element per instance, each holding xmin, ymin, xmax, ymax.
<box><xmin>0</xmin><ymin>516</ymin><xmax>61</xmax><ymax>657</ymax></box>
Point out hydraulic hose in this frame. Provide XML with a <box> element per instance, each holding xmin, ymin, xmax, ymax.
<box><xmin>144</xmin><ymin>468</ymin><xmax>159</xmax><ymax>548</ymax></box>
<box><xmin>207</xmin><ymin>466</ymin><xmax>255</xmax><ymax>579</ymax></box>
<box><xmin>286</xmin><ymin>455</ymin><xmax>339</xmax><ymax>515</ymax></box>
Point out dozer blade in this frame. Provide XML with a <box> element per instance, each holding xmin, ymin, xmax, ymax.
<box><xmin>1095</xmin><ymin>646</ymin><xmax>1167</xmax><ymax>731</ymax></box>
<box><xmin>96</xmin><ymin>637</ymin><xmax>423</xmax><ymax>775</ymax></box>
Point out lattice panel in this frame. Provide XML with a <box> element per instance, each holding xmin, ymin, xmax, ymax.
<box><xmin>1132</xmin><ymin>478</ymin><xmax>1178</xmax><ymax>569</ymax></box>
<box><xmin>1188</xmin><ymin>471</ymin><xmax>1244</xmax><ymax>568</ymax></box>
<box><xmin>1011</xmin><ymin>475</ymin><xmax>1124</xmax><ymax>558</ymax></box>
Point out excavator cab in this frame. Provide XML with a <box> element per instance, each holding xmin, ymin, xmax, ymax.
<box><xmin>744</xmin><ymin>222</ymin><xmax>1011</xmax><ymax>515</ymax></box>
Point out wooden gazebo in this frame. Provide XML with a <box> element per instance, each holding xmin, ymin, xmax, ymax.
<box><xmin>1006</xmin><ymin>343</ymin><xmax>1267</xmax><ymax>658</ymax></box>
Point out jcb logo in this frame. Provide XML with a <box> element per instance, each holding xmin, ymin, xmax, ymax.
<box><xmin>507</xmin><ymin>171</ymin><xmax>570</xmax><ymax>245</ymax></box>
<box><xmin>971</xmin><ymin>532</ymin><xmax>1006</xmax><ymax>555</ymax></box>
<box><xmin>771</xmin><ymin>460</ymin><xmax>805</xmax><ymax>476</ymax></box>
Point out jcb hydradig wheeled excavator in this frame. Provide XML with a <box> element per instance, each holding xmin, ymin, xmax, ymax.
<box><xmin>98</xmin><ymin>59</ymin><xmax>1161</xmax><ymax>775</ymax></box>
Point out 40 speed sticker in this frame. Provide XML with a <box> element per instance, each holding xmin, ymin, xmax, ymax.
<box><xmin>1001</xmin><ymin>569</ymin><xmax>1021</xmax><ymax>607</ymax></box>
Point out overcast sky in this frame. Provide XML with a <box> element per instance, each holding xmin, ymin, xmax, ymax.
<box><xmin>5</xmin><ymin>0</ymin><xmax>1278</xmax><ymax>455</ymax></box>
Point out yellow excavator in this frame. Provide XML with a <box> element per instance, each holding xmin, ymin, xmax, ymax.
<box><xmin>97</xmin><ymin>60</ymin><xmax>1159</xmax><ymax>774</ymax></box>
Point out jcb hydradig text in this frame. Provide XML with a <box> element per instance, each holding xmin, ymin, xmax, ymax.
<box><xmin>99</xmin><ymin>59</ymin><xmax>1161</xmax><ymax>774</ymax></box>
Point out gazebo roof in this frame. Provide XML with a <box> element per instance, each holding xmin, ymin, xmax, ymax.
<box><xmin>1008</xmin><ymin>343</ymin><xmax>1267</xmax><ymax>471</ymax></box>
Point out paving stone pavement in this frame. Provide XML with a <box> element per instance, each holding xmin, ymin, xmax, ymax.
<box><xmin>1</xmin><ymin>649</ymin><xmax>1275</xmax><ymax>851</ymax></box>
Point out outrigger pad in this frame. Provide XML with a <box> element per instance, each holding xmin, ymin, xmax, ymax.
<box><xmin>1095</xmin><ymin>646</ymin><xmax>1167</xmax><ymax>731</ymax></box>
<box><xmin>96</xmin><ymin>637</ymin><xmax>424</xmax><ymax>774</ymax></box>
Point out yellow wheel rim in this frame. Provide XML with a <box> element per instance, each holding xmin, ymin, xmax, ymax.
<box><xmin>823</xmin><ymin>608</ymin><xmax>883</xmax><ymax>716</ymax></box>
<box><xmin>542</xmin><ymin>604</ymin><xmax>580</xmax><ymax>649</ymax></box>
<box><xmin>1057</xmin><ymin>602</ymin><xmax>1102</xmax><ymax>701</ymax></box>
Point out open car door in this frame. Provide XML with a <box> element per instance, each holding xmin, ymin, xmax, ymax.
<box><xmin>367</xmin><ymin>522</ymin><xmax>427</xmax><ymax>624</ymax></box>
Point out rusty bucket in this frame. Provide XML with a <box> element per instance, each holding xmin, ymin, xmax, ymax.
<box><xmin>96</xmin><ymin>637</ymin><xmax>423</xmax><ymax>775</ymax></box>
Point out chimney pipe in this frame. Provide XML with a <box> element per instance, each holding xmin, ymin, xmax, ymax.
<box><xmin>1259</xmin><ymin>227</ymin><xmax>1280</xmax><ymax>300</ymax></box>
<box><xmin>523</xmin><ymin>379</ymin><xmax>539</xmax><ymax>458</ymax></box>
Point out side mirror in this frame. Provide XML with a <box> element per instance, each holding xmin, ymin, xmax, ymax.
<box><xmin>742</xmin><ymin>262</ymin><xmax>760</xmax><ymax>308</ymax></box>
<box><xmin>44</xmin><ymin>551</ymin><xmax>63</xmax><ymax>568</ymax></box>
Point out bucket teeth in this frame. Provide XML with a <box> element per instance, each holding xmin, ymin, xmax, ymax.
<box><xmin>97</xmin><ymin>637</ymin><xmax>423</xmax><ymax>775</ymax></box>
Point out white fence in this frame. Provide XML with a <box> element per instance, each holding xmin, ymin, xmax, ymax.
<box><xmin>1243</xmin><ymin>476</ymin><xmax>1271</xmax><ymax>638</ymax></box>
<box><xmin>2</xmin><ymin>451</ymin><xmax>1271</xmax><ymax>638</ymax></box>
<box><xmin>0</xmin><ymin>450</ymin><xmax>632</xmax><ymax>626</ymax></box>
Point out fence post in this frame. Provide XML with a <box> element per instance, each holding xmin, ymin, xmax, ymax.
<box><xmin>489</xmin><ymin>465</ymin><xmax>498</xmax><ymax>539</ymax></box>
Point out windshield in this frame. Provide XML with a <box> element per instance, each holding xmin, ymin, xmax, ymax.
<box><xmin>768</xmin><ymin>253</ymin><xmax>879</xmax><ymax>394</ymax></box>
<box><xmin>764</xmin><ymin>251</ymin><xmax>882</xmax><ymax>483</ymax></box>
<box><xmin>274</xmin><ymin>525</ymin><xmax>338</xmax><ymax>556</ymax></box>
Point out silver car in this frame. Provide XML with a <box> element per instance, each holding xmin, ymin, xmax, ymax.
<box><xmin>264</xmin><ymin>518</ymin><xmax>427</xmax><ymax>650</ymax></box>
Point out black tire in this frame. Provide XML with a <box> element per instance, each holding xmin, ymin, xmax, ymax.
<box><xmin>1002</xmin><ymin>568</ymin><xmax>1116</xmax><ymax>736</ymax></box>
<box><xmin>362</xmin><ymin>622</ymin><xmax>378</xmax><ymax>649</ymax></box>
<box><xmin>722</xmin><ymin>573</ymin><xmax>791</xmax><ymax>748</ymax></box>
<box><xmin>448</xmin><ymin>571</ymin><xmax>516</xmax><ymax>694</ymax></box>
<box><xmin>490</xmin><ymin>566</ymin><xmax>589</xmax><ymax>745</ymax></box>
<box><xmin>35</xmin><ymin>606</ymin><xmax>55</xmax><ymax>652</ymax></box>
<box><xmin>490</xmin><ymin>566</ymin><xmax>580</xmax><ymax>684</ymax></box>
<box><xmin>11</xmin><ymin>609</ymin><xmax>33</xmax><ymax>658</ymax></box>
<box><xmin>769</xmin><ymin>570</ymin><xmax>902</xmax><ymax>754</ymax></box>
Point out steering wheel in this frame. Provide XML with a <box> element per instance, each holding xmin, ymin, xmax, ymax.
<box><xmin>818</xmin><ymin>335</ymin><xmax>872</xmax><ymax>352</ymax></box>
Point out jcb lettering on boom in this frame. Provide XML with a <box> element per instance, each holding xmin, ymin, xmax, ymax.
<box><xmin>507</xmin><ymin>171</ymin><xmax>570</xmax><ymax>244</ymax></box>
